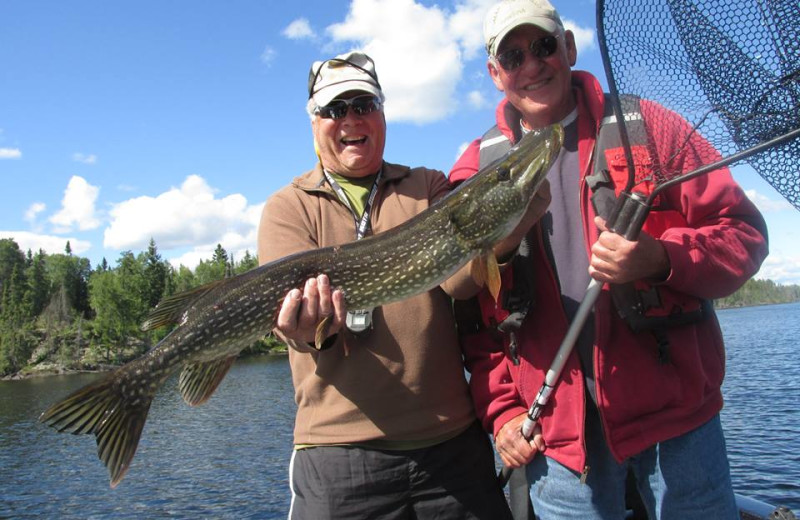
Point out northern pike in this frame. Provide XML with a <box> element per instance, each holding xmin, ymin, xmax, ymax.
<box><xmin>39</xmin><ymin>124</ymin><xmax>564</xmax><ymax>488</ymax></box>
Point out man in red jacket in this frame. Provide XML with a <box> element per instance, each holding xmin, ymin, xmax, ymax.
<box><xmin>451</xmin><ymin>0</ymin><xmax>769</xmax><ymax>518</ymax></box>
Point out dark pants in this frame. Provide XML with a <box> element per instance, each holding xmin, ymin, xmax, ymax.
<box><xmin>288</xmin><ymin>421</ymin><xmax>512</xmax><ymax>520</ymax></box>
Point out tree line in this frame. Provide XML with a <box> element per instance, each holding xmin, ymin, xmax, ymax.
<box><xmin>0</xmin><ymin>238</ymin><xmax>282</xmax><ymax>377</ymax></box>
<box><xmin>715</xmin><ymin>277</ymin><xmax>800</xmax><ymax>309</ymax></box>
<box><xmin>1</xmin><ymin>236</ymin><xmax>799</xmax><ymax>377</ymax></box>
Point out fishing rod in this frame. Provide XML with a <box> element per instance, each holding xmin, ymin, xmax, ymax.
<box><xmin>499</xmin><ymin>0</ymin><xmax>800</xmax><ymax>487</ymax></box>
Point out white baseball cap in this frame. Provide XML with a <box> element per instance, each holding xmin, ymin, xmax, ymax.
<box><xmin>307</xmin><ymin>51</ymin><xmax>383</xmax><ymax>107</ymax></box>
<box><xmin>484</xmin><ymin>0</ymin><xmax>564</xmax><ymax>56</ymax></box>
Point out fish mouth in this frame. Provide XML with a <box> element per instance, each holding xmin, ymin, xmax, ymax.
<box><xmin>508</xmin><ymin>124</ymin><xmax>564</xmax><ymax>188</ymax></box>
<box><xmin>512</xmin><ymin>124</ymin><xmax>563</xmax><ymax>163</ymax></box>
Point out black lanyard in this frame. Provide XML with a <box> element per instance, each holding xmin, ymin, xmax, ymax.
<box><xmin>324</xmin><ymin>169</ymin><xmax>382</xmax><ymax>240</ymax></box>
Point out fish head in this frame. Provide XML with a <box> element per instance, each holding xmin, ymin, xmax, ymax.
<box><xmin>501</xmin><ymin>124</ymin><xmax>564</xmax><ymax>203</ymax></box>
<box><xmin>450</xmin><ymin>124</ymin><xmax>564</xmax><ymax>248</ymax></box>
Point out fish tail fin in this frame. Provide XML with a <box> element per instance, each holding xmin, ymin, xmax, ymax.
<box><xmin>39</xmin><ymin>375</ymin><xmax>152</xmax><ymax>488</ymax></box>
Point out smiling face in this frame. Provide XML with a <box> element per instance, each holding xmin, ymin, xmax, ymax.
<box><xmin>312</xmin><ymin>90</ymin><xmax>386</xmax><ymax>178</ymax></box>
<box><xmin>488</xmin><ymin>24</ymin><xmax>578</xmax><ymax>129</ymax></box>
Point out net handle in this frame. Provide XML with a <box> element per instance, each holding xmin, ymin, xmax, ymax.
<box><xmin>596</xmin><ymin>0</ymin><xmax>638</xmax><ymax>194</ymax></box>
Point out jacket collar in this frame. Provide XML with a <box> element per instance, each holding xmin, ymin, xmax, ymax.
<box><xmin>292</xmin><ymin>161</ymin><xmax>412</xmax><ymax>194</ymax></box>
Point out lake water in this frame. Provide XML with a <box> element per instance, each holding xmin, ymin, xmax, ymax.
<box><xmin>1</xmin><ymin>302</ymin><xmax>798</xmax><ymax>518</ymax></box>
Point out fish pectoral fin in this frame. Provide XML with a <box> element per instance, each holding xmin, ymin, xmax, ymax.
<box><xmin>141</xmin><ymin>279</ymin><xmax>226</xmax><ymax>331</ymax></box>
<box><xmin>39</xmin><ymin>373</ymin><xmax>152</xmax><ymax>489</ymax></box>
<box><xmin>315</xmin><ymin>315</ymin><xmax>332</xmax><ymax>351</ymax></box>
<box><xmin>470</xmin><ymin>252</ymin><xmax>502</xmax><ymax>303</ymax></box>
<box><xmin>179</xmin><ymin>356</ymin><xmax>237</xmax><ymax>407</ymax></box>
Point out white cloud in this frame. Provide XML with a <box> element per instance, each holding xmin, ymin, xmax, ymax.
<box><xmin>72</xmin><ymin>152</ymin><xmax>97</xmax><ymax>164</ymax></box>
<box><xmin>563</xmin><ymin>19</ymin><xmax>596</xmax><ymax>54</ymax></box>
<box><xmin>283</xmin><ymin>18</ymin><xmax>315</xmax><ymax>40</ymax></box>
<box><xmin>24</xmin><ymin>202</ymin><xmax>46</xmax><ymax>229</ymax></box>
<box><xmin>448</xmin><ymin>0</ymin><xmax>496</xmax><ymax>60</ymax></box>
<box><xmin>326</xmin><ymin>0</ymin><xmax>463</xmax><ymax>124</ymax></box>
<box><xmin>455</xmin><ymin>141</ymin><xmax>471</xmax><ymax>162</ymax></box>
<box><xmin>320</xmin><ymin>0</ymin><xmax>596</xmax><ymax>124</ymax></box>
<box><xmin>261</xmin><ymin>46</ymin><xmax>277</xmax><ymax>65</ymax></box>
<box><xmin>49</xmin><ymin>176</ymin><xmax>102</xmax><ymax>232</ymax></box>
<box><xmin>103</xmin><ymin>175</ymin><xmax>262</xmax><ymax>263</ymax></box>
<box><xmin>755</xmin><ymin>253</ymin><xmax>800</xmax><ymax>286</ymax></box>
<box><xmin>0</xmin><ymin>231</ymin><xmax>91</xmax><ymax>256</ymax></box>
<box><xmin>0</xmin><ymin>148</ymin><xmax>22</xmax><ymax>159</ymax></box>
<box><xmin>467</xmin><ymin>90</ymin><xmax>488</xmax><ymax>109</ymax></box>
<box><xmin>745</xmin><ymin>189</ymin><xmax>794</xmax><ymax>213</ymax></box>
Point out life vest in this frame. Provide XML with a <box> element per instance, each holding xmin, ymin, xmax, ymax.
<box><xmin>458</xmin><ymin>95</ymin><xmax>710</xmax><ymax>363</ymax></box>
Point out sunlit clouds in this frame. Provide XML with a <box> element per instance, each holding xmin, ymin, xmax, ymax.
<box><xmin>283</xmin><ymin>18</ymin><xmax>315</xmax><ymax>40</ymax></box>
<box><xmin>103</xmin><ymin>175</ymin><xmax>262</xmax><ymax>267</ymax></box>
<box><xmin>72</xmin><ymin>153</ymin><xmax>97</xmax><ymax>164</ymax></box>
<box><xmin>0</xmin><ymin>148</ymin><xmax>21</xmax><ymax>159</ymax></box>
<box><xmin>49</xmin><ymin>176</ymin><xmax>102</xmax><ymax>233</ymax></box>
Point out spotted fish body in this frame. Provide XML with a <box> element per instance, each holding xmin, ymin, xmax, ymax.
<box><xmin>39</xmin><ymin>124</ymin><xmax>564</xmax><ymax>488</ymax></box>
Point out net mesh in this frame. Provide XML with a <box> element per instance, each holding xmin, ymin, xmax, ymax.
<box><xmin>598</xmin><ymin>0</ymin><xmax>800</xmax><ymax>210</ymax></box>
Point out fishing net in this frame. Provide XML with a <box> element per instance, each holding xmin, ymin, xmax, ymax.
<box><xmin>597</xmin><ymin>0</ymin><xmax>800</xmax><ymax>212</ymax></box>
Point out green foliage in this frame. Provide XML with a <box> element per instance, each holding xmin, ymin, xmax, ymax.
<box><xmin>234</xmin><ymin>250</ymin><xmax>259</xmax><ymax>274</ymax></box>
<box><xmin>28</xmin><ymin>250</ymin><xmax>50</xmax><ymax>316</ymax></box>
<box><xmin>89</xmin><ymin>265</ymin><xmax>144</xmax><ymax>362</ymax></box>
<box><xmin>142</xmin><ymin>239</ymin><xmax>168</xmax><ymax>309</ymax></box>
<box><xmin>715</xmin><ymin>278</ymin><xmax>800</xmax><ymax>308</ymax></box>
<box><xmin>194</xmin><ymin>244</ymin><xmax>229</xmax><ymax>285</ymax></box>
<box><xmin>0</xmin><ymin>239</ymin><xmax>27</xmax><ymax>315</ymax></box>
<box><xmin>170</xmin><ymin>265</ymin><xmax>197</xmax><ymax>295</ymax></box>
<box><xmin>0</xmin><ymin>238</ymin><xmax>283</xmax><ymax>376</ymax></box>
<box><xmin>45</xmin><ymin>253</ymin><xmax>91</xmax><ymax>318</ymax></box>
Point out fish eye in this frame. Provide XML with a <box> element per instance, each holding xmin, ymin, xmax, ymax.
<box><xmin>497</xmin><ymin>167</ymin><xmax>511</xmax><ymax>181</ymax></box>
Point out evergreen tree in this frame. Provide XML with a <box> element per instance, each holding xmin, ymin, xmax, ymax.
<box><xmin>235</xmin><ymin>250</ymin><xmax>259</xmax><ymax>274</ymax></box>
<box><xmin>89</xmin><ymin>251</ymin><xmax>150</xmax><ymax>361</ymax></box>
<box><xmin>27</xmin><ymin>249</ymin><xmax>50</xmax><ymax>317</ymax></box>
<box><xmin>141</xmin><ymin>238</ymin><xmax>168</xmax><ymax>309</ymax></box>
<box><xmin>0</xmin><ymin>263</ymin><xmax>35</xmax><ymax>374</ymax></box>
<box><xmin>171</xmin><ymin>264</ymin><xmax>197</xmax><ymax>294</ymax></box>
<box><xmin>212</xmin><ymin>244</ymin><xmax>228</xmax><ymax>266</ymax></box>
<box><xmin>195</xmin><ymin>244</ymin><xmax>229</xmax><ymax>284</ymax></box>
<box><xmin>0</xmin><ymin>238</ymin><xmax>27</xmax><ymax>311</ymax></box>
<box><xmin>46</xmin><ymin>253</ymin><xmax>91</xmax><ymax>318</ymax></box>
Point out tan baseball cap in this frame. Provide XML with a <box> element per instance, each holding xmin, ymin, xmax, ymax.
<box><xmin>307</xmin><ymin>51</ymin><xmax>383</xmax><ymax>107</ymax></box>
<box><xmin>484</xmin><ymin>0</ymin><xmax>564</xmax><ymax>56</ymax></box>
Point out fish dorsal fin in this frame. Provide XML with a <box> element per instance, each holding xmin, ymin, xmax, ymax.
<box><xmin>141</xmin><ymin>280</ymin><xmax>225</xmax><ymax>331</ymax></box>
<box><xmin>471</xmin><ymin>251</ymin><xmax>502</xmax><ymax>303</ymax></box>
<box><xmin>179</xmin><ymin>356</ymin><xmax>237</xmax><ymax>406</ymax></box>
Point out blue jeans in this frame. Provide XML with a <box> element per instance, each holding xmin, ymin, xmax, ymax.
<box><xmin>526</xmin><ymin>407</ymin><xmax>738</xmax><ymax>520</ymax></box>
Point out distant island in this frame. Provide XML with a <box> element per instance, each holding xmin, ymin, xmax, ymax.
<box><xmin>0</xmin><ymin>237</ymin><xmax>798</xmax><ymax>379</ymax></box>
<box><xmin>715</xmin><ymin>278</ymin><xmax>800</xmax><ymax>309</ymax></box>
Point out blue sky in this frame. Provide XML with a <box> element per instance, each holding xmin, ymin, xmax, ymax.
<box><xmin>2</xmin><ymin>0</ymin><xmax>799</xmax><ymax>284</ymax></box>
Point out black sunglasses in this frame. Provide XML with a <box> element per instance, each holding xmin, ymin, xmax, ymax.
<box><xmin>308</xmin><ymin>57</ymin><xmax>381</xmax><ymax>99</ymax></box>
<box><xmin>495</xmin><ymin>35</ymin><xmax>560</xmax><ymax>72</ymax></box>
<box><xmin>314</xmin><ymin>95</ymin><xmax>383</xmax><ymax>120</ymax></box>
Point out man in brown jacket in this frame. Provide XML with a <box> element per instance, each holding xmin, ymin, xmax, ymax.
<box><xmin>257</xmin><ymin>51</ymin><xmax>514</xmax><ymax>519</ymax></box>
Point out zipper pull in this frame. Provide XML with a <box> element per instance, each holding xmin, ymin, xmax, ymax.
<box><xmin>508</xmin><ymin>331</ymin><xmax>520</xmax><ymax>366</ymax></box>
<box><xmin>580</xmin><ymin>465</ymin><xmax>591</xmax><ymax>484</ymax></box>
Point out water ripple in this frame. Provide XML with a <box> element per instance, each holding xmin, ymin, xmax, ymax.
<box><xmin>2</xmin><ymin>303</ymin><xmax>799</xmax><ymax>517</ymax></box>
